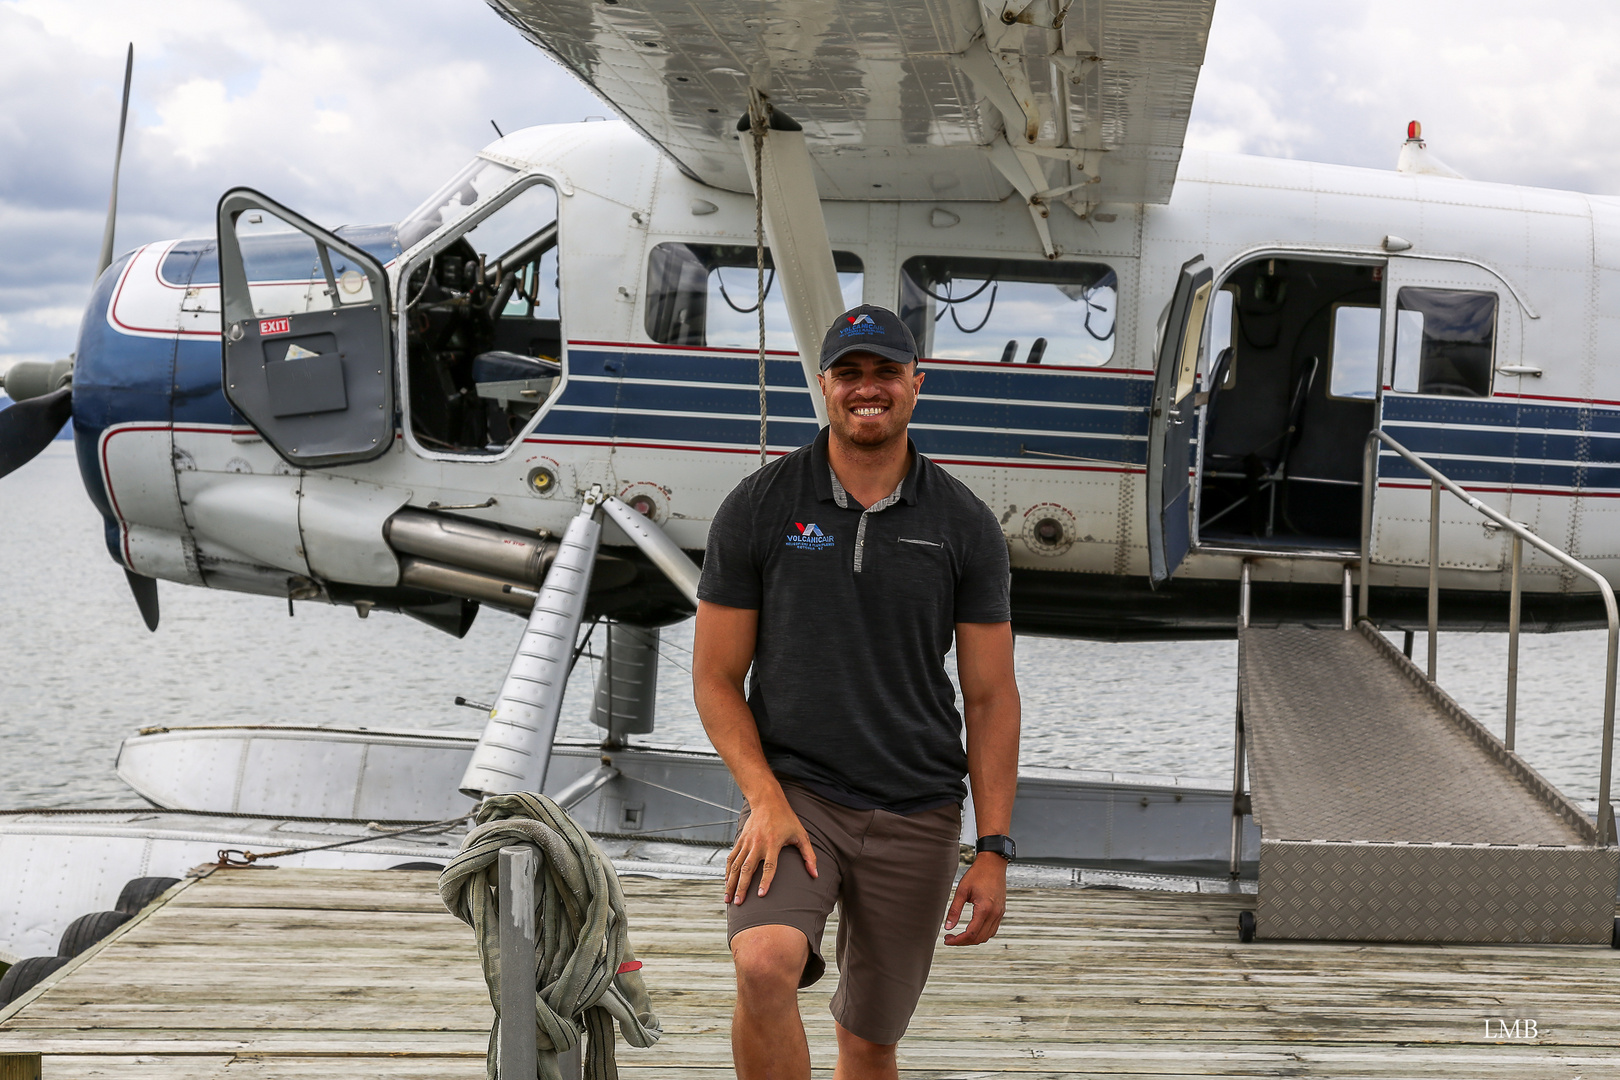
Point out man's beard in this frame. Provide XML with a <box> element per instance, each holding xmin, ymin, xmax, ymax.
<box><xmin>838</xmin><ymin>402</ymin><xmax>904</xmax><ymax>446</ymax></box>
<box><xmin>845</xmin><ymin>425</ymin><xmax>891</xmax><ymax>446</ymax></box>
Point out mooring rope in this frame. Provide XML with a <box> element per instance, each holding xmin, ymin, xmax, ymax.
<box><xmin>214</xmin><ymin>812</ymin><xmax>472</xmax><ymax>866</ymax></box>
<box><xmin>751</xmin><ymin>94</ymin><xmax>769</xmax><ymax>469</ymax></box>
<box><xmin>439</xmin><ymin>792</ymin><xmax>661</xmax><ymax>1080</ymax></box>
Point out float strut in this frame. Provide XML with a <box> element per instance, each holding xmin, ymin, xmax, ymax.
<box><xmin>459</xmin><ymin>486</ymin><xmax>605</xmax><ymax>799</ymax></box>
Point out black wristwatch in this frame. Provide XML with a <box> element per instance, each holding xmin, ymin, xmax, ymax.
<box><xmin>975</xmin><ymin>834</ymin><xmax>1016</xmax><ymax>863</ymax></box>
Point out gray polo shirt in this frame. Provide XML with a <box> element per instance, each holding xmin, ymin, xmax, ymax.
<box><xmin>697</xmin><ymin>427</ymin><xmax>1012</xmax><ymax>813</ymax></box>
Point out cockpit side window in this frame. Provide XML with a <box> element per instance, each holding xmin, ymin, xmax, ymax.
<box><xmin>899</xmin><ymin>256</ymin><xmax>1117</xmax><ymax>365</ymax></box>
<box><xmin>1390</xmin><ymin>287</ymin><xmax>1497</xmax><ymax>397</ymax></box>
<box><xmin>400</xmin><ymin>178</ymin><xmax>561</xmax><ymax>456</ymax></box>
<box><xmin>643</xmin><ymin>243</ymin><xmax>864</xmax><ymax>349</ymax></box>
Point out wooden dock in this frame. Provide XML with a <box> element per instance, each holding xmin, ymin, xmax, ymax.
<box><xmin>1</xmin><ymin>867</ymin><xmax>1617</xmax><ymax>1077</ymax></box>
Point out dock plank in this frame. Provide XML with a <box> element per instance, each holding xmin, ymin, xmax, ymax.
<box><xmin>2</xmin><ymin>868</ymin><xmax>1617</xmax><ymax>1077</ymax></box>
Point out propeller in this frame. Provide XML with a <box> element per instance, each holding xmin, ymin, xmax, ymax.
<box><xmin>97</xmin><ymin>44</ymin><xmax>134</xmax><ymax>280</ymax></box>
<box><xmin>125</xmin><ymin>568</ymin><xmax>160</xmax><ymax>633</ymax></box>
<box><xmin>0</xmin><ymin>44</ymin><xmax>158</xmax><ymax>628</ymax></box>
<box><xmin>0</xmin><ymin>388</ymin><xmax>73</xmax><ymax>479</ymax></box>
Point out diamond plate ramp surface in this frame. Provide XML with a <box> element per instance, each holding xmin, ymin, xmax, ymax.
<box><xmin>1241</xmin><ymin>624</ymin><xmax>1616</xmax><ymax>943</ymax></box>
<box><xmin>1241</xmin><ymin>626</ymin><xmax>1585</xmax><ymax>844</ymax></box>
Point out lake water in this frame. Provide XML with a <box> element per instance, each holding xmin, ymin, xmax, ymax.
<box><xmin>2</xmin><ymin>444</ymin><xmax>1614</xmax><ymax>809</ymax></box>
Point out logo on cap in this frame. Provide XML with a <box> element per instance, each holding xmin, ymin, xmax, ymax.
<box><xmin>839</xmin><ymin>314</ymin><xmax>883</xmax><ymax>338</ymax></box>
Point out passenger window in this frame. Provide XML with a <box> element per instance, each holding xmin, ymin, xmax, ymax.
<box><xmin>1208</xmin><ymin>287</ymin><xmax>1236</xmax><ymax>388</ymax></box>
<box><xmin>400</xmin><ymin>178</ymin><xmax>561</xmax><ymax>455</ymax></box>
<box><xmin>1328</xmin><ymin>303</ymin><xmax>1380</xmax><ymax>399</ymax></box>
<box><xmin>1390</xmin><ymin>288</ymin><xmax>1497</xmax><ymax>397</ymax></box>
<box><xmin>899</xmin><ymin>256</ymin><xmax>1116</xmax><ymax>365</ymax></box>
<box><xmin>643</xmin><ymin>243</ymin><xmax>863</xmax><ymax>350</ymax></box>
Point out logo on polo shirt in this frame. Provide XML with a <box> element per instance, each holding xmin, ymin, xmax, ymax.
<box><xmin>785</xmin><ymin>522</ymin><xmax>835</xmax><ymax>550</ymax></box>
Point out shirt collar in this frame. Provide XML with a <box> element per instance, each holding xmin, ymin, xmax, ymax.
<box><xmin>812</xmin><ymin>426</ymin><xmax>921</xmax><ymax>508</ymax></box>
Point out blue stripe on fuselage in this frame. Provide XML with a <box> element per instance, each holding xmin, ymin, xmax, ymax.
<box><xmin>1381</xmin><ymin>393</ymin><xmax>1620</xmax><ymax>490</ymax></box>
<box><xmin>541</xmin><ymin>346</ymin><xmax>1153</xmax><ymax>463</ymax></box>
<box><xmin>1383</xmin><ymin>394</ymin><xmax>1620</xmax><ymax>435</ymax></box>
<box><xmin>919</xmin><ymin>364</ymin><xmax>1155</xmax><ymax>409</ymax></box>
<box><xmin>1383</xmin><ymin>422</ymin><xmax>1620</xmax><ymax>463</ymax></box>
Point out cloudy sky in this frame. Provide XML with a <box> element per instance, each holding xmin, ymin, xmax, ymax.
<box><xmin>3</xmin><ymin>0</ymin><xmax>1618</xmax><ymax>373</ymax></box>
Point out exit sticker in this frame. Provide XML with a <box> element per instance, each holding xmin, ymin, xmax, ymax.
<box><xmin>260</xmin><ymin>317</ymin><xmax>291</xmax><ymax>336</ymax></box>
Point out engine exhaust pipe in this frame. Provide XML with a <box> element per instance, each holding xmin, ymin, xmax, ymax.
<box><xmin>387</xmin><ymin>508</ymin><xmax>640</xmax><ymax>611</ymax></box>
<box><xmin>397</xmin><ymin>557</ymin><xmax>534</xmax><ymax>614</ymax></box>
<box><xmin>385</xmin><ymin>509</ymin><xmax>557</xmax><ymax>584</ymax></box>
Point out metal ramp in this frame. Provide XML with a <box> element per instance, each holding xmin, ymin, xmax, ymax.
<box><xmin>1241</xmin><ymin>622</ymin><xmax>1617</xmax><ymax>943</ymax></box>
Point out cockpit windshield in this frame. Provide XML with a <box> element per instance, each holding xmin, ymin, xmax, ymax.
<box><xmin>397</xmin><ymin>156</ymin><xmax>520</xmax><ymax>251</ymax></box>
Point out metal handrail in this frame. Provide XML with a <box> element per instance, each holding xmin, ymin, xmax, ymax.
<box><xmin>1358</xmin><ymin>428</ymin><xmax>1617</xmax><ymax>846</ymax></box>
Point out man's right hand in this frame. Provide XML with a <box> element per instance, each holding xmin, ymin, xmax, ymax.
<box><xmin>695</xmin><ymin>602</ymin><xmax>818</xmax><ymax>905</ymax></box>
<box><xmin>725</xmin><ymin>791</ymin><xmax>819</xmax><ymax>905</ymax></box>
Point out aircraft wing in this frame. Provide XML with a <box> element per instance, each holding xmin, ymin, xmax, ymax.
<box><xmin>488</xmin><ymin>0</ymin><xmax>1215</xmax><ymax>208</ymax></box>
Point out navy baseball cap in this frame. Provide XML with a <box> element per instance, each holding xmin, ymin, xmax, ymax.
<box><xmin>819</xmin><ymin>304</ymin><xmax>919</xmax><ymax>371</ymax></box>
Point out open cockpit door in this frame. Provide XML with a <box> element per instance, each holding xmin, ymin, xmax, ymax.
<box><xmin>1146</xmin><ymin>255</ymin><xmax>1214</xmax><ymax>587</ymax></box>
<box><xmin>217</xmin><ymin>188</ymin><xmax>394</xmax><ymax>467</ymax></box>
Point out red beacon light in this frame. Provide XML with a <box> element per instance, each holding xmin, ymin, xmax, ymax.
<box><xmin>1395</xmin><ymin>117</ymin><xmax>1461</xmax><ymax>177</ymax></box>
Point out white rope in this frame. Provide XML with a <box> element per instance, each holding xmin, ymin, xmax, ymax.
<box><xmin>440</xmin><ymin>792</ymin><xmax>661</xmax><ymax>1080</ymax></box>
<box><xmin>751</xmin><ymin>94</ymin><xmax>769</xmax><ymax>469</ymax></box>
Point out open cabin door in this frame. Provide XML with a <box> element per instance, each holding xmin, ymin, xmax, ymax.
<box><xmin>217</xmin><ymin>188</ymin><xmax>394</xmax><ymax>467</ymax></box>
<box><xmin>1146</xmin><ymin>255</ymin><xmax>1214</xmax><ymax>586</ymax></box>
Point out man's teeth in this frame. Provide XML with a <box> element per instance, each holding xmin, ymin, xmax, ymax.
<box><xmin>853</xmin><ymin>406</ymin><xmax>887</xmax><ymax>416</ymax></box>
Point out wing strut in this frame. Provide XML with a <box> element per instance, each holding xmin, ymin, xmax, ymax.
<box><xmin>600</xmin><ymin>495</ymin><xmax>700</xmax><ymax>606</ymax></box>
<box><xmin>738</xmin><ymin>101</ymin><xmax>837</xmax><ymax>427</ymax></box>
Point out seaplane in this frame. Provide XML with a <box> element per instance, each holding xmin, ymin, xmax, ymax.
<box><xmin>5</xmin><ymin>0</ymin><xmax>1620</xmax><ymax>998</ymax></box>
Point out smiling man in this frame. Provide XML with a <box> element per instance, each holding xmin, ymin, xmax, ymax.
<box><xmin>693</xmin><ymin>304</ymin><xmax>1021</xmax><ymax>1079</ymax></box>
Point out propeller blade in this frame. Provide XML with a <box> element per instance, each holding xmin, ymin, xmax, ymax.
<box><xmin>96</xmin><ymin>43</ymin><xmax>134</xmax><ymax>280</ymax></box>
<box><xmin>0</xmin><ymin>387</ymin><xmax>72</xmax><ymax>479</ymax></box>
<box><xmin>124</xmin><ymin>568</ymin><xmax>159</xmax><ymax>632</ymax></box>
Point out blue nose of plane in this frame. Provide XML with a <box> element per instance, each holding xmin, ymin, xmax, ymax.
<box><xmin>69</xmin><ymin>250</ymin><xmax>162</xmax><ymax>547</ymax></box>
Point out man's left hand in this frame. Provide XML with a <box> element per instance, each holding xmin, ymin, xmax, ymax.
<box><xmin>942</xmin><ymin>855</ymin><xmax>1007</xmax><ymax>946</ymax></box>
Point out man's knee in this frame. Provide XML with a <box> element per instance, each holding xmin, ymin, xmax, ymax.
<box><xmin>730</xmin><ymin>924</ymin><xmax>809</xmax><ymax>996</ymax></box>
<box><xmin>835</xmin><ymin>1021</ymin><xmax>897</xmax><ymax>1065</ymax></box>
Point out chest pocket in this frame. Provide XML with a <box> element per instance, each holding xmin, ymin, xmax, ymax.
<box><xmin>891</xmin><ymin>536</ymin><xmax>953</xmax><ymax>602</ymax></box>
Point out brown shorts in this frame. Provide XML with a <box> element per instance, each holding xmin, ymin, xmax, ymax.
<box><xmin>726</xmin><ymin>780</ymin><xmax>962</xmax><ymax>1045</ymax></box>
